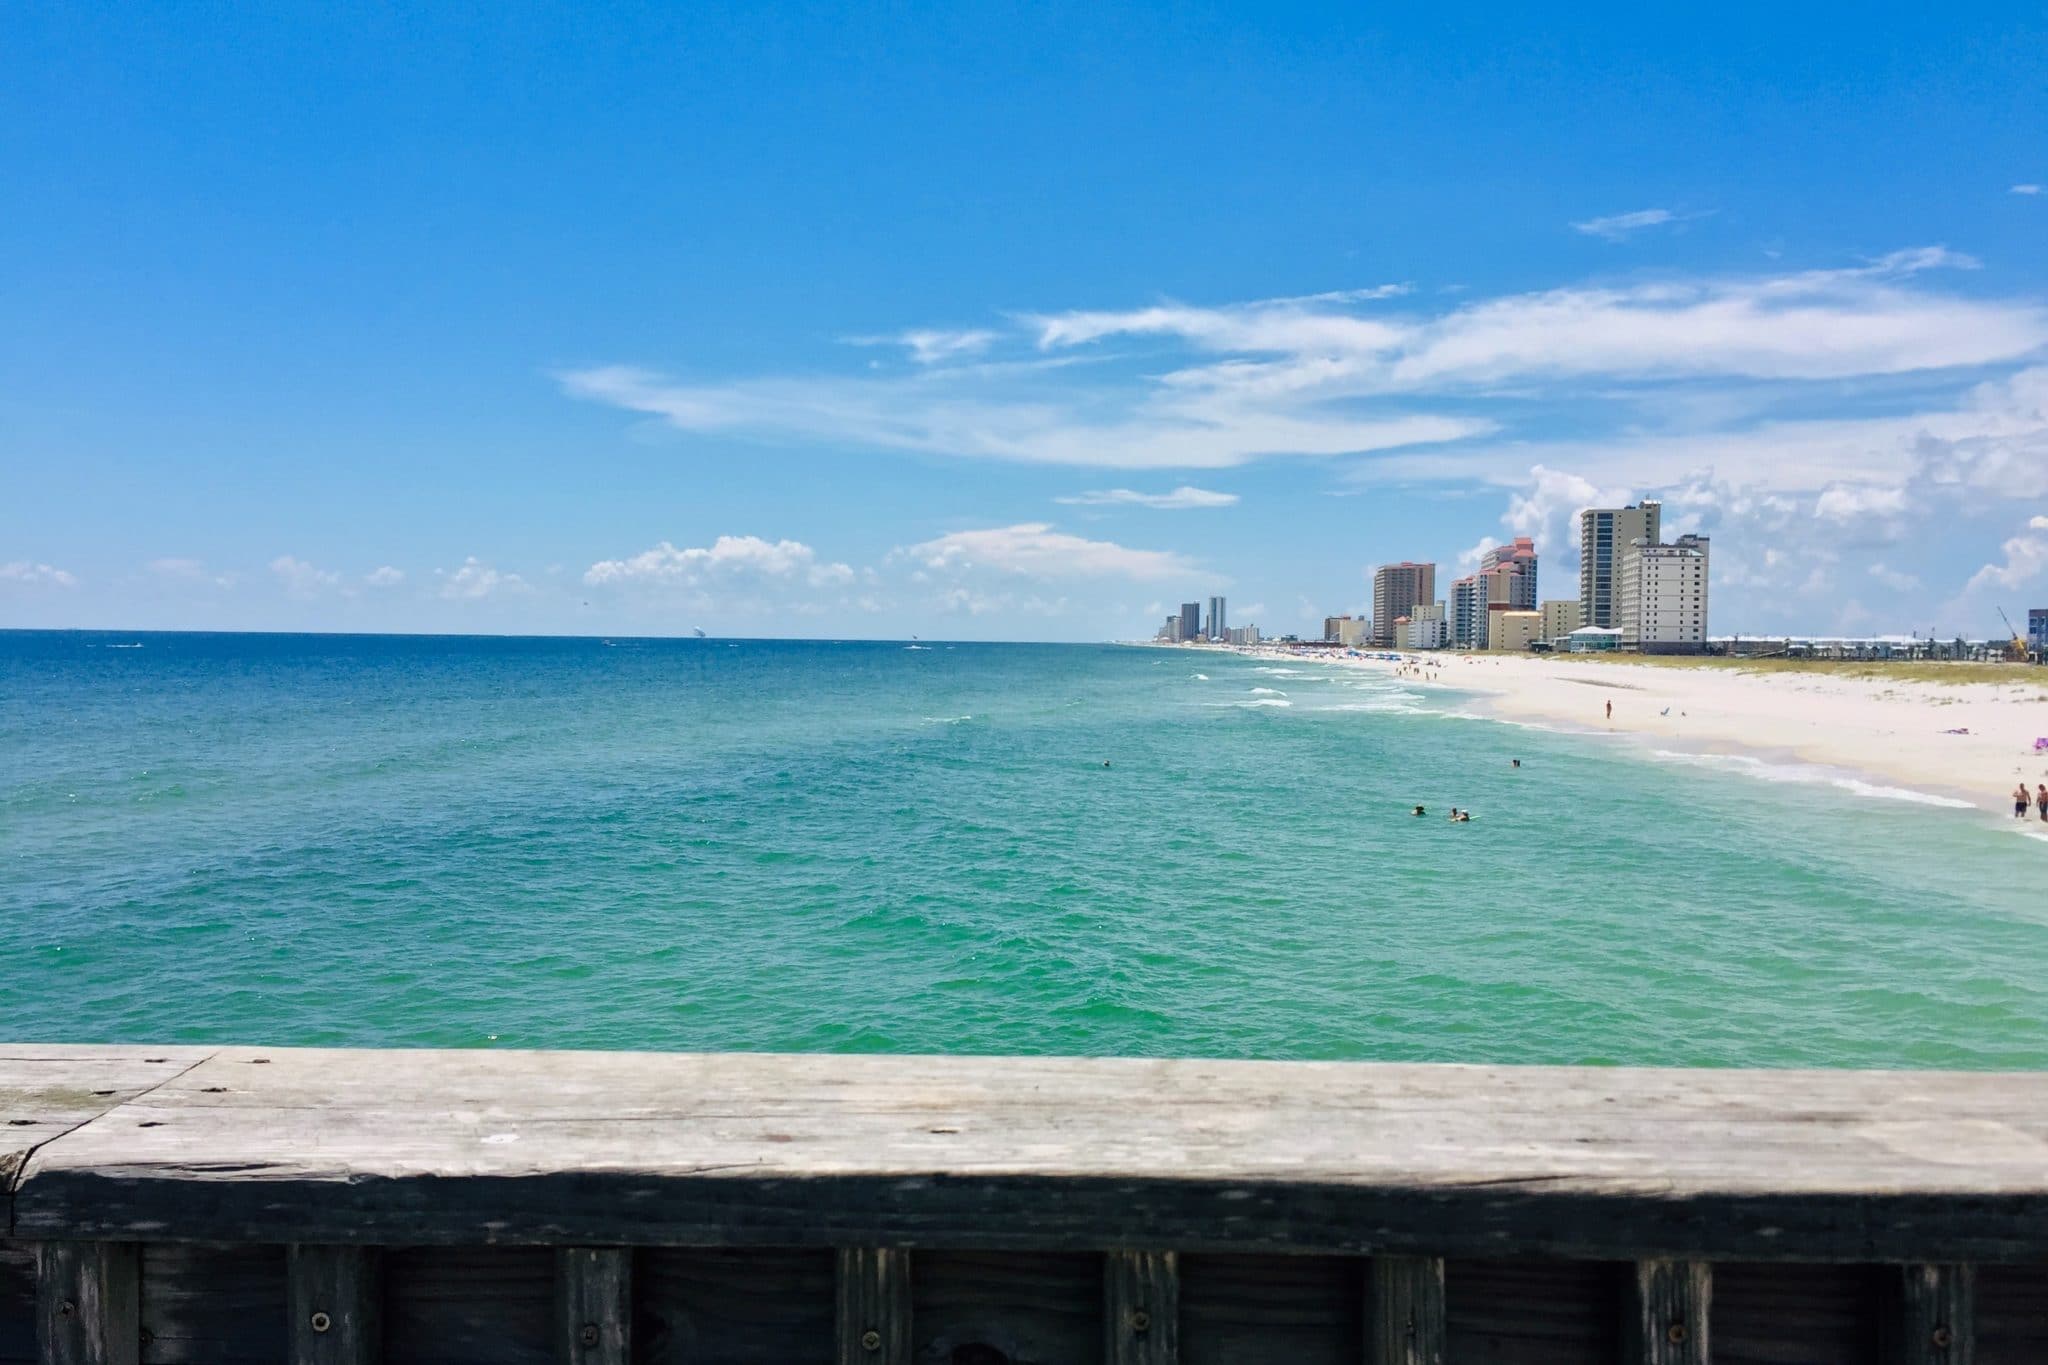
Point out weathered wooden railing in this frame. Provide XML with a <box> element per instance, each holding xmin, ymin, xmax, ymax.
<box><xmin>5</xmin><ymin>1046</ymin><xmax>2047</xmax><ymax>1363</ymax></box>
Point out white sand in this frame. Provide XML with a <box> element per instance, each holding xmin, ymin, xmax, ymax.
<box><xmin>1243</xmin><ymin>646</ymin><xmax>2048</xmax><ymax>814</ymax></box>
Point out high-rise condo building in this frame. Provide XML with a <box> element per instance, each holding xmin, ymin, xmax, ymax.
<box><xmin>1478</xmin><ymin>538</ymin><xmax>1538</xmax><ymax>608</ymax></box>
<box><xmin>1617</xmin><ymin>533</ymin><xmax>1709</xmax><ymax>652</ymax></box>
<box><xmin>1371</xmin><ymin>562</ymin><xmax>1437</xmax><ymax>645</ymax></box>
<box><xmin>1179</xmin><ymin>602</ymin><xmax>1202</xmax><ymax>641</ymax></box>
<box><xmin>1449</xmin><ymin>575</ymin><xmax>1482</xmax><ymax>648</ymax></box>
<box><xmin>1580</xmin><ymin>501</ymin><xmax>1661</xmax><ymax>628</ymax></box>
<box><xmin>1207</xmin><ymin>596</ymin><xmax>1227</xmax><ymax>640</ymax></box>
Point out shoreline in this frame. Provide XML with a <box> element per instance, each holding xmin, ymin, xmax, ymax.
<box><xmin>1220</xmin><ymin>643</ymin><xmax>2048</xmax><ymax>819</ymax></box>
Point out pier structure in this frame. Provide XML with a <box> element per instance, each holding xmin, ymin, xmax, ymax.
<box><xmin>5</xmin><ymin>1046</ymin><xmax>2047</xmax><ymax>1362</ymax></box>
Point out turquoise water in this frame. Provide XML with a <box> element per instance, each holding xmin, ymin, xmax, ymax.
<box><xmin>4</xmin><ymin>630</ymin><xmax>2045</xmax><ymax>1067</ymax></box>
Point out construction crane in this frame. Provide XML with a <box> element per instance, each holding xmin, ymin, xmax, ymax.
<box><xmin>1996</xmin><ymin>607</ymin><xmax>2031</xmax><ymax>662</ymax></box>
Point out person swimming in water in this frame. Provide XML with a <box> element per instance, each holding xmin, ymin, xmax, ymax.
<box><xmin>1511</xmin><ymin>758</ymin><xmax>1520</xmax><ymax>768</ymax></box>
<box><xmin>1412</xmin><ymin>804</ymin><xmax>1427</xmax><ymax>817</ymax></box>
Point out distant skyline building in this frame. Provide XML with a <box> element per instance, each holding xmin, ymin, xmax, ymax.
<box><xmin>1618</xmin><ymin>533</ymin><xmax>1710</xmax><ymax>652</ymax></box>
<box><xmin>1478</xmin><ymin>537</ymin><xmax>1539</xmax><ymax>608</ymax></box>
<box><xmin>1179</xmin><ymin>602</ymin><xmax>1202</xmax><ymax>641</ymax></box>
<box><xmin>2032</xmin><ymin>608</ymin><xmax>2048</xmax><ymax>661</ymax></box>
<box><xmin>1371</xmin><ymin>562</ymin><xmax>1437</xmax><ymax>645</ymax></box>
<box><xmin>1540</xmin><ymin>598</ymin><xmax>1583</xmax><ymax>641</ymax></box>
<box><xmin>1488</xmin><ymin>609</ymin><xmax>1543</xmax><ymax>653</ymax></box>
<box><xmin>1449</xmin><ymin>575</ymin><xmax>1482</xmax><ymax>648</ymax></box>
<box><xmin>1580</xmin><ymin>501</ymin><xmax>1662</xmax><ymax>629</ymax></box>
<box><xmin>1207</xmin><ymin>595</ymin><xmax>1227</xmax><ymax>640</ymax></box>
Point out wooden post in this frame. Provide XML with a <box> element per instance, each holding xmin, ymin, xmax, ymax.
<box><xmin>835</xmin><ymin>1248</ymin><xmax>909</xmax><ymax>1365</ymax></box>
<box><xmin>555</xmin><ymin>1248</ymin><xmax>631</xmax><ymax>1365</ymax></box>
<box><xmin>1367</xmin><ymin>1255</ymin><xmax>1444</xmax><ymax>1365</ymax></box>
<box><xmin>35</xmin><ymin>1242</ymin><xmax>139</xmax><ymax>1365</ymax></box>
<box><xmin>1626</xmin><ymin>1259</ymin><xmax>1708</xmax><ymax>1365</ymax></box>
<box><xmin>287</xmin><ymin>1245</ymin><xmax>381</xmax><ymax>1365</ymax></box>
<box><xmin>1104</xmin><ymin>1250</ymin><xmax>1178</xmax><ymax>1365</ymax></box>
<box><xmin>1896</xmin><ymin>1264</ymin><xmax>1974</xmax><ymax>1365</ymax></box>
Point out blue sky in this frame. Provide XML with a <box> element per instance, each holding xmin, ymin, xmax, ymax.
<box><xmin>4</xmin><ymin>2</ymin><xmax>2045</xmax><ymax>640</ymax></box>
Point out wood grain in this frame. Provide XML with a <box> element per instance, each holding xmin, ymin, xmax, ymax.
<box><xmin>37</xmin><ymin>1242</ymin><xmax>139</xmax><ymax>1365</ymax></box>
<box><xmin>0</xmin><ymin>1050</ymin><xmax>208</xmax><ymax>1193</ymax></box>
<box><xmin>287</xmin><ymin>1245</ymin><xmax>380</xmax><ymax>1365</ymax></box>
<box><xmin>10</xmin><ymin>1048</ymin><xmax>2048</xmax><ymax>1262</ymax></box>
<box><xmin>1625</xmin><ymin>1260</ymin><xmax>1707</xmax><ymax>1365</ymax></box>
<box><xmin>1104</xmin><ymin>1251</ymin><xmax>1175</xmax><ymax>1365</ymax></box>
<box><xmin>1895</xmin><ymin>1264</ymin><xmax>1974</xmax><ymax>1365</ymax></box>
<box><xmin>836</xmin><ymin>1249</ymin><xmax>909</xmax><ymax>1365</ymax></box>
<box><xmin>1366</xmin><ymin>1256</ymin><xmax>1443</xmax><ymax>1365</ymax></box>
<box><xmin>554</xmin><ymin>1249</ymin><xmax>629</xmax><ymax>1365</ymax></box>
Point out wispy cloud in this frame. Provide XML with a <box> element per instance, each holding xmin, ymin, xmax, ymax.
<box><xmin>846</xmin><ymin>328</ymin><xmax>999</xmax><ymax>364</ymax></box>
<box><xmin>149</xmin><ymin>557</ymin><xmax>237</xmax><ymax>588</ymax></box>
<box><xmin>895</xmin><ymin>523</ymin><xmax>1200</xmax><ymax>582</ymax></box>
<box><xmin>1572</xmin><ymin>208</ymin><xmax>1680</xmax><ymax>240</ymax></box>
<box><xmin>269</xmin><ymin>555</ymin><xmax>341</xmax><ymax>597</ymax></box>
<box><xmin>2014</xmin><ymin>184</ymin><xmax>2043</xmax><ymax>196</ymax></box>
<box><xmin>364</xmin><ymin>566</ymin><xmax>405</xmax><ymax>587</ymax></box>
<box><xmin>0</xmin><ymin>561</ymin><xmax>78</xmax><ymax>587</ymax></box>
<box><xmin>1055</xmin><ymin>486</ymin><xmax>1239</xmax><ymax>509</ymax></box>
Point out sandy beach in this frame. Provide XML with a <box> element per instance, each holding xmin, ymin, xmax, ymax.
<box><xmin>1241</xmin><ymin>646</ymin><xmax>2048</xmax><ymax>816</ymax></box>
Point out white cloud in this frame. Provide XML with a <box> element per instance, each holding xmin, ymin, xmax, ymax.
<box><xmin>268</xmin><ymin>555</ymin><xmax>341</xmax><ymax>597</ymax></box>
<box><xmin>1812</xmin><ymin>483</ymin><xmax>1909</xmax><ymax>523</ymax></box>
<box><xmin>847</xmin><ymin>328</ymin><xmax>999</xmax><ymax>364</ymax></box>
<box><xmin>439</xmin><ymin>557</ymin><xmax>527</xmax><ymax>600</ymax></box>
<box><xmin>1572</xmin><ymin>208</ymin><xmax>1677</xmax><ymax>240</ymax></box>
<box><xmin>364</xmin><ymin>566</ymin><xmax>405</xmax><ymax>587</ymax></box>
<box><xmin>1966</xmin><ymin>515</ymin><xmax>2048</xmax><ymax>593</ymax></box>
<box><xmin>1869</xmin><ymin>563</ymin><xmax>1922</xmax><ymax>591</ymax></box>
<box><xmin>0</xmin><ymin>561</ymin><xmax>78</xmax><ymax>587</ymax></box>
<box><xmin>584</xmin><ymin>535</ymin><xmax>854</xmax><ymax>591</ymax></box>
<box><xmin>148</xmin><ymin>557</ymin><xmax>237</xmax><ymax>588</ymax></box>
<box><xmin>2014</xmin><ymin>184</ymin><xmax>2043</xmax><ymax>196</ymax></box>
<box><xmin>895</xmin><ymin>523</ymin><xmax>1201</xmax><ymax>582</ymax></box>
<box><xmin>1055</xmin><ymin>486</ymin><xmax>1239</xmax><ymax>509</ymax></box>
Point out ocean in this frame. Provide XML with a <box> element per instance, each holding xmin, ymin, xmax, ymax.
<box><xmin>4</xmin><ymin>630</ymin><xmax>2044</xmax><ymax>1067</ymax></box>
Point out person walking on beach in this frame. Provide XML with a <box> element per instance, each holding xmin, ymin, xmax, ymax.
<box><xmin>2038</xmin><ymin>783</ymin><xmax>2047</xmax><ymax>822</ymax></box>
<box><xmin>2016</xmin><ymin>783</ymin><xmax>2033</xmax><ymax>818</ymax></box>
<box><xmin>1605</xmin><ymin>699</ymin><xmax>1613</xmax><ymax>721</ymax></box>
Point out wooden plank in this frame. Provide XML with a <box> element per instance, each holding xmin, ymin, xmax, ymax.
<box><xmin>912</xmin><ymin>1251</ymin><xmax>1100</xmax><ymax>1365</ymax></box>
<box><xmin>1181</xmin><ymin>1254</ymin><xmax>1358</xmax><ymax>1365</ymax></box>
<box><xmin>1104</xmin><ymin>1250</ymin><xmax>1176</xmax><ymax>1365</ymax></box>
<box><xmin>834</xmin><ymin>1249</ymin><xmax>908</xmax><ymax>1365</ymax></box>
<box><xmin>554</xmin><ymin>1249</ymin><xmax>629</xmax><ymax>1365</ymax></box>
<box><xmin>1895</xmin><ymin>1264</ymin><xmax>1974</xmax><ymax>1365</ymax></box>
<box><xmin>636</xmin><ymin>1248</ymin><xmax>831</xmax><ymax>1365</ymax></box>
<box><xmin>1978</xmin><ymin>1264</ymin><xmax>2048</xmax><ymax>1364</ymax></box>
<box><xmin>36</xmin><ymin>1242</ymin><xmax>139</xmax><ymax>1365</ymax></box>
<box><xmin>137</xmin><ymin>1243</ymin><xmax>286</xmax><ymax>1364</ymax></box>
<box><xmin>0</xmin><ymin>1050</ymin><xmax>209</xmax><ymax>1193</ymax></box>
<box><xmin>1445</xmin><ymin>1258</ymin><xmax>1621</xmax><ymax>1365</ymax></box>
<box><xmin>1</xmin><ymin>1245</ymin><xmax>34</xmax><ymax>1365</ymax></box>
<box><xmin>382</xmin><ymin>1248</ymin><xmax>549</xmax><ymax>1365</ymax></box>
<box><xmin>286</xmin><ymin>1246</ymin><xmax>379</xmax><ymax>1365</ymax></box>
<box><xmin>1625</xmin><ymin>1260</ymin><xmax>1708</xmax><ymax>1365</ymax></box>
<box><xmin>14</xmin><ymin>1048</ymin><xmax>2048</xmax><ymax>1260</ymax></box>
<box><xmin>1367</xmin><ymin>1255</ymin><xmax>1443</xmax><ymax>1365</ymax></box>
<box><xmin>1713</xmin><ymin>1262</ymin><xmax>1880</xmax><ymax>1365</ymax></box>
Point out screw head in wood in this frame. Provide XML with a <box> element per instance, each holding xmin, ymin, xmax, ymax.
<box><xmin>580</xmin><ymin>1323</ymin><xmax>600</xmax><ymax>1348</ymax></box>
<box><xmin>1667</xmin><ymin>1322</ymin><xmax>1687</xmax><ymax>1345</ymax></box>
<box><xmin>1131</xmin><ymin>1310</ymin><xmax>1151</xmax><ymax>1334</ymax></box>
<box><xmin>58</xmin><ymin>1300</ymin><xmax>76</xmax><ymax>1318</ymax></box>
<box><xmin>1932</xmin><ymin>1325</ymin><xmax>1953</xmax><ymax>1349</ymax></box>
<box><xmin>310</xmin><ymin>1311</ymin><xmax>332</xmax><ymax>1334</ymax></box>
<box><xmin>861</xmin><ymin>1328</ymin><xmax>882</xmax><ymax>1351</ymax></box>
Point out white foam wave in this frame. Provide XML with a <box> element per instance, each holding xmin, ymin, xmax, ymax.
<box><xmin>1248</xmin><ymin>687</ymin><xmax>1286</xmax><ymax>696</ymax></box>
<box><xmin>1253</xmin><ymin>667</ymin><xmax>1306</xmax><ymax>677</ymax></box>
<box><xmin>1648</xmin><ymin>750</ymin><xmax>1975</xmax><ymax>808</ymax></box>
<box><xmin>1190</xmin><ymin>672</ymin><xmax>1210</xmax><ymax>680</ymax></box>
<box><xmin>922</xmin><ymin>715</ymin><xmax>973</xmax><ymax>725</ymax></box>
<box><xmin>1204</xmin><ymin>698</ymin><xmax>1293</xmax><ymax>709</ymax></box>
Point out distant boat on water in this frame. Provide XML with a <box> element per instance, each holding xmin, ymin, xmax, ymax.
<box><xmin>693</xmin><ymin>627</ymin><xmax>707</xmax><ymax>638</ymax></box>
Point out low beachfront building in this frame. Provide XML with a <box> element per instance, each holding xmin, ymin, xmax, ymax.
<box><xmin>1487</xmin><ymin>609</ymin><xmax>1544</xmax><ymax>652</ymax></box>
<box><xmin>1400</xmin><ymin>602</ymin><xmax>1448</xmax><ymax>650</ymax></box>
<box><xmin>1567</xmin><ymin>625</ymin><xmax>1624</xmax><ymax>652</ymax></box>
